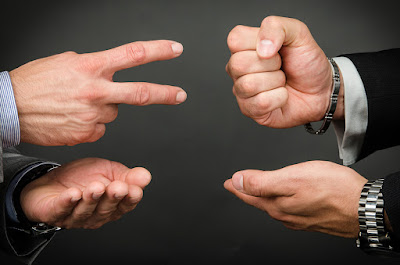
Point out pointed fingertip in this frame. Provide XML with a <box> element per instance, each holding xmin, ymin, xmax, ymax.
<box><xmin>223</xmin><ymin>179</ymin><xmax>232</xmax><ymax>190</ymax></box>
<box><xmin>171</xmin><ymin>42</ymin><xmax>184</xmax><ymax>55</ymax></box>
<box><xmin>175</xmin><ymin>90</ymin><xmax>187</xmax><ymax>104</ymax></box>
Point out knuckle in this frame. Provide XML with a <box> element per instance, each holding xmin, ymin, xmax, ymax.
<box><xmin>253</xmin><ymin>94</ymin><xmax>270</xmax><ymax>111</ymax></box>
<box><xmin>126</xmin><ymin>42</ymin><xmax>146</xmax><ymax>64</ymax></box>
<box><xmin>110</xmin><ymin>108</ymin><xmax>119</xmax><ymax>121</ymax></box>
<box><xmin>268</xmin><ymin>210</ymin><xmax>286</xmax><ymax>222</ymax></box>
<box><xmin>246</xmin><ymin>176</ymin><xmax>261</xmax><ymax>195</ymax></box>
<box><xmin>89</xmin><ymin>125</ymin><xmax>106</xmax><ymax>143</ymax></box>
<box><xmin>96</xmin><ymin>209</ymin><xmax>113</xmax><ymax>218</ymax></box>
<box><xmin>227</xmin><ymin>25</ymin><xmax>244</xmax><ymax>50</ymax></box>
<box><xmin>133</xmin><ymin>83</ymin><xmax>150</xmax><ymax>105</ymax></box>
<box><xmin>76</xmin><ymin>110</ymin><xmax>99</xmax><ymax>123</ymax></box>
<box><xmin>246</xmin><ymin>100</ymin><xmax>266</xmax><ymax>118</ymax></box>
<box><xmin>76</xmin><ymin>55</ymin><xmax>106</xmax><ymax>76</ymax></box>
<box><xmin>80</xmin><ymin>86</ymin><xmax>106</xmax><ymax>102</ymax></box>
<box><xmin>229</xmin><ymin>61</ymin><xmax>245</xmax><ymax>77</ymax></box>
<box><xmin>237</xmin><ymin>76</ymin><xmax>256</xmax><ymax>96</ymax></box>
<box><xmin>262</xmin><ymin>16</ymin><xmax>281</xmax><ymax>27</ymax></box>
<box><xmin>162</xmin><ymin>88</ymin><xmax>177</xmax><ymax>104</ymax></box>
<box><xmin>273</xmin><ymin>54</ymin><xmax>283</xmax><ymax>69</ymax></box>
<box><xmin>276</xmin><ymin>70</ymin><xmax>286</xmax><ymax>85</ymax></box>
<box><xmin>72</xmin><ymin>128</ymin><xmax>96</xmax><ymax>144</ymax></box>
<box><xmin>253</xmin><ymin>116</ymin><xmax>270</xmax><ymax>126</ymax></box>
<box><xmin>74</xmin><ymin>211</ymin><xmax>92</xmax><ymax>220</ymax></box>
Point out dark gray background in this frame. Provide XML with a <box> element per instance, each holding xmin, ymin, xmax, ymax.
<box><xmin>1</xmin><ymin>0</ymin><xmax>400</xmax><ymax>264</ymax></box>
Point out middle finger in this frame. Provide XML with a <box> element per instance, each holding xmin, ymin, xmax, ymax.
<box><xmin>227</xmin><ymin>51</ymin><xmax>281</xmax><ymax>80</ymax></box>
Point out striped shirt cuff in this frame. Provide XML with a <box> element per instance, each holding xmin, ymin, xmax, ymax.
<box><xmin>0</xmin><ymin>71</ymin><xmax>20</xmax><ymax>147</ymax></box>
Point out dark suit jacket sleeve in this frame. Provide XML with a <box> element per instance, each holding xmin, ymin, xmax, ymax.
<box><xmin>344</xmin><ymin>49</ymin><xmax>400</xmax><ymax>250</ymax></box>
<box><xmin>0</xmin><ymin>148</ymin><xmax>55</xmax><ymax>265</ymax></box>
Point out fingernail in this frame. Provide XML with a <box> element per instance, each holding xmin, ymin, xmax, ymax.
<box><xmin>71</xmin><ymin>197</ymin><xmax>80</xmax><ymax>203</ymax></box>
<box><xmin>232</xmin><ymin>174</ymin><xmax>244</xmax><ymax>191</ymax></box>
<box><xmin>92</xmin><ymin>193</ymin><xmax>103</xmax><ymax>200</ymax></box>
<box><xmin>171</xmin><ymin>42</ymin><xmax>184</xmax><ymax>55</ymax></box>
<box><xmin>176</xmin><ymin>91</ymin><xmax>187</xmax><ymax>104</ymax></box>
<box><xmin>114</xmin><ymin>193</ymin><xmax>126</xmax><ymax>200</ymax></box>
<box><xmin>258</xmin><ymin>39</ymin><xmax>274</xmax><ymax>58</ymax></box>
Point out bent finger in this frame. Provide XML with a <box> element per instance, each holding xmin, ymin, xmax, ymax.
<box><xmin>68</xmin><ymin>181</ymin><xmax>106</xmax><ymax>223</ymax></box>
<box><xmin>234</xmin><ymin>71</ymin><xmax>286</xmax><ymax>99</ymax></box>
<box><xmin>227</xmin><ymin>51</ymin><xmax>281</xmax><ymax>80</ymax></box>
<box><xmin>49</xmin><ymin>187</ymin><xmax>82</xmax><ymax>224</ymax></box>
<box><xmin>117</xmin><ymin>185</ymin><xmax>143</xmax><ymax>214</ymax></box>
<box><xmin>237</xmin><ymin>87</ymin><xmax>288</xmax><ymax>119</ymax></box>
<box><xmin>227</xmin><ymin>25</ymin><xmax>259</xmax><ymax>53</ymax></box>
<box><xmin>94</xmin><ymin>180</ymin><xmax>129</xmax><ymax>220</ymax></box>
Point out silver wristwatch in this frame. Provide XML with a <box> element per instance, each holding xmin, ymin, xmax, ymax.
<box><xmin>357</xmin><ymin>178</ymin><xmax>394</xmax><ymax>255</ymax></box>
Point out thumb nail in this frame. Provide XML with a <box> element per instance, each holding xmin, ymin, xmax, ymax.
<box><xmin>232</xmin><ymin>173</ymin><xmax>244</xmax><ymax>191</ymax></box>
<box><xmin>258</xmin><ymin>39</ymin><xmax>274</xmax><ymax>58</ymax></box>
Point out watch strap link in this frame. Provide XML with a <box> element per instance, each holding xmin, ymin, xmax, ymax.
<box><xmin>357</xmin><ymin>178</ymin><xmax>393</xmax><ymax>251</ymax></box>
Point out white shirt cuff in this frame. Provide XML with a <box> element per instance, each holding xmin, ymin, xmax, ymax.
<box><xmin>332</xmin><ymin>57</ymin><xmax>368</xmax><ymax>166</ymax></box>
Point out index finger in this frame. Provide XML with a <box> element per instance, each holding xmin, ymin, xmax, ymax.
<box><xmin>95</xmin><ymin>40</ymin><xmax>184</xmax><ymax>74</ymax></box>
<box><xmin>227</xmin><ymin>25</ymin><xmax>259</xmax><ymax>53</ymax></box>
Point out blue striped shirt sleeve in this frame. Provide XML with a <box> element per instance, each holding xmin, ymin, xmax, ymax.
<box><xmin>0</xmin><ymin>71</ymin><xmax>21</xmax><ymax>147</ymax></box>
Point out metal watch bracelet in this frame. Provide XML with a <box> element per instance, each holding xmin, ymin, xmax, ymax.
<box><xmin>304</xmin><ymin>58</ymin><xmax>340</xmax><ymax>135</ymax></box>
<box><xmin>357</xmin><ymin>178</ymin><xmax>393</xmax><ymax>252</ymax></box>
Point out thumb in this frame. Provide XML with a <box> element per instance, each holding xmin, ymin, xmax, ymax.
<box><xmin>256</xmin><ymin>16</ymin><xmax>312</xmax><ymax>59</ymax></box>
<box><xmin>232</xmin><ymin>169</ymin><xmax>292</xmax><ymax>197</ymax></box>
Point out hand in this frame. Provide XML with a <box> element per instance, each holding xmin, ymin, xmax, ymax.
<box><xmin>224</xmin><ymin>161</ymin><xmax>367</xmax><ymax>238</ymax></box>
<box><xmin>20</xmin><ymin>158</ymin><xmax>151</xmax><ymax>229</ymax></box>
<box><xmin>226</xmin><ymin>16</ymin><xmax>344</xmax><ymax>128</ymax></box>
<box><xmin>10</xmin><ymin>40</ymin><xmax>187</xmax><ymax>146</ymax></box>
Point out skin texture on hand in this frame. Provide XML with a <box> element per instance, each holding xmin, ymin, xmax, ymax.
<box><xmin>20</xmin><ymin>158</ymin><xmax>151</xmax><ymax>229</ymax></box>
<box><xmin>226</xmin><ymin>16</ymin><xmax>344</xmax><ymax>128</ymax></box>
<box><xmin>10</xmin><ymin>40</ymin><xmax>187</xmax><ymax>146</ymax></box>
<box><xmin>224</xmin><ymin>161</ymin><xmax>367</xmax><ymax>238</ymax></box>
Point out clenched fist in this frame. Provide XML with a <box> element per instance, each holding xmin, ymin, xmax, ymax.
<box><xmin>226</xmin><ymin>16</ymin><xmax>344</xmax><ymax>128</ymax></box>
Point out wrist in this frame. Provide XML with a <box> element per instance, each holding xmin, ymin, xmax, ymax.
<box><xmin>305</xmin><ymin>58</ymin><xmax>341</xmax><ymax>135</ymax></box>
<box><xmin>11</xmin><ymin>163</ymin><xmax>59</xmax><ymax>224</ymax></box>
